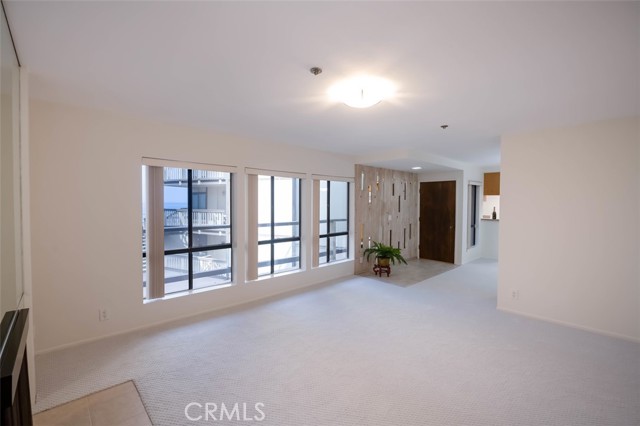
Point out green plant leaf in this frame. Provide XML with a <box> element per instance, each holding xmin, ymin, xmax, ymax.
<box><xmin>362</xmin><ymin>241</ymin><xmax>408</xmax><ymax>265</ymax></box>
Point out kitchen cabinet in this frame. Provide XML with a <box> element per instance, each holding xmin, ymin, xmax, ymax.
<box><xmin>484</xmin><ymin>172</ymin><xmax>500</xmax><ymax>196</ymax></box>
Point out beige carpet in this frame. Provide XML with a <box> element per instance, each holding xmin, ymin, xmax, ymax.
<box><xmin>359</xmin><ymin>258</ymin><xmax>457</xmax><ymax>287</ymax></box>
<box><xmin>34</xmin><ymin>260</ymin><xmax>640</xmax><ymax>425</ymax></box>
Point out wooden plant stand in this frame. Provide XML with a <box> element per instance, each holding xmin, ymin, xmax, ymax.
<box><xmin>373</xmin><ymin>263</ymin><xmax>391</xmax><ymax>277</ymax></box>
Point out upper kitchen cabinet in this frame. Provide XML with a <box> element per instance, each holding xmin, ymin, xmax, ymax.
<box><xmin>483</xmin><ymin>172</ymin><xmax>500</xmax><ymax>196</ymax></box>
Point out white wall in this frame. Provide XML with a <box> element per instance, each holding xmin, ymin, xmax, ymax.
<box><xmin>480</xmin><ymin>220</ymin><xmax>499</xmax><ymax>260</ymax></box>
<box><xmin>482</xmin><ymin>195</ymin><xmax>500</xmax><ymax>219</ymax></box>
<box><xmin>30</xmin><ymin>100</ymin><xmax>355</xmax><ymax>353</ymax></box>
<box><xmin>499</xmin><ymin>117</ymin><xmax>640</xmax><ymax>341</ymax></box>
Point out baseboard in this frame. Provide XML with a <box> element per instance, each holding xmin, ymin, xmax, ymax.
<box><xmin>35</xmin><ymin>273</ymin><xmax>352</xmax><ymax>355</ymax></box>
<box><xmin>497</xmin><ymin>306</ymin><xmax>640</xmax><ymax>343</ymax></box>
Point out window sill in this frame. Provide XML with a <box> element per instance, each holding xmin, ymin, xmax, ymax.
<box><xmin>143</xmin><ymin>282</ymin><xmax>235</xmax><ymax>304</ymax></box>
<box><xmin>248</xmin><ymin>267</ymin><xmax>305</xmax><ymax>284</ymax></box>
<box><xmin>315</xmin><ymin>258</ymin><xmax>352</xmax><ymax>269</ymax></box>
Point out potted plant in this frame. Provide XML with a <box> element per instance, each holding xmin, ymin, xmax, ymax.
<box><xmin>362</xmin><ymin>241</ymin><xmax>408</xmax><ymax>267</ymax></box>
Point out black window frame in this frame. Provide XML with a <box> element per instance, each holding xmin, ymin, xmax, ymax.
<box><xmin>319</xmin><ymin>180</ymin><xmax>350</xmax><ymax>264</ymax></box>
<box><xmin>257</xmin><ymin>175</ymin><xmax>302</xmax><ymax>276</ymax></box>
<box><xmin>159</xmin><ymin>168</ymin><xmax>233</xmax><ymax>293</ymax></box>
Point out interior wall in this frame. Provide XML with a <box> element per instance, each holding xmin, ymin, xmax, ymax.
<box><xmin>480</xmin><ymin>220</ymin><xmax>499</xmax><ymax>260</ymax></box>
<box><xmin>30</xmin><ymin>100</ymin><xmax>355</xmax><ymax>353</ymax></box>
<box><xmin>354</xmin><ymin>165</ymin><xmax>418</xmax><ymax>274</ymax></box>
<box><xmin>478</xmin><ymin>167</ymin><xmax>500</xmax><ymax>260</ymax></box>
<box><xmin>499</xmin><ymin>116</ymin><xmax>640</xmax><ymax>341</ymax></box>
<box><xmin>19</xmin><ymin>69</ymin><xmax>36</xmax><ymax>404</ymax></box>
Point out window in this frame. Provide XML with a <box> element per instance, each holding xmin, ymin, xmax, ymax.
<box><xmin>318</xmin><ymin>180</ymin><xmax>349</xmax><ymax>264</ymax></box>
<box><xmin>142</xmin><ymin>164</ymin><xmax>232</xmax><ymax>299</ymax></box>
<box><xmin>257</xmin><ymin>175</ymin><xmax>301</xmax><ymax>276</ymax></box>
<box><xmin>467</xmin><ymin>183</ymin><xmax>480</xmax><ymax>248</ymax></box>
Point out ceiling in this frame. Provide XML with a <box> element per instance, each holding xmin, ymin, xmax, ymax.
<box><xmin>6</xmin><ymin>1</ymin><xmax>639</xmax><ymax>170</ymax></box>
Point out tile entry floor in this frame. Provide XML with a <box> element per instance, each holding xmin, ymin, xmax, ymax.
<box><xmin>361</xmin><ymin>258</ymin><xmax>457</xmax><ymax>287</ymax></box>
<box><xmin>33</xmin><ymin>381</ymin><xmax>152</xmax><ymax>426</ymax></box>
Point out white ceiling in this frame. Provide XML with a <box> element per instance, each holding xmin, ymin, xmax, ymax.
<box><xmin>6</xmin><ymin>1</ymin><xmax>639</xmax><ymax>170</ymax></box>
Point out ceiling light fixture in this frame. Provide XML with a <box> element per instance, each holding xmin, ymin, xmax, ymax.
<box><xmin>328</xmin><ymin>75</ymin><xmax>395</xmax><ymax>108</ymax></box>
<box><xmin>411</xmin><ymin>166</ymin><xmax>422</xmax><ymax>170</ymax></box>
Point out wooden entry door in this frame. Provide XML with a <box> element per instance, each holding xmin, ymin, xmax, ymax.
<box><xmin>419</xmin><ymin>181</ymin><xmax>456</xmax><ymax>263</ymax></box>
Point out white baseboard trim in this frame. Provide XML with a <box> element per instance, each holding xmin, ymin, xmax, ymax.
<box><xmin>35</xmin><ymin>274</ymin><xmax>351</xmax><ymax>355</ymax></box>
<box><xmin>497</xmin><ymin>306</ymin><xmax>640</xmax><ymax>343</ymax></box>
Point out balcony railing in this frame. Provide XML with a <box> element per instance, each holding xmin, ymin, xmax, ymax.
<box><xmin>164</xmin><ymin>253</ymin><xmax>231</xmax><ymax>284</ymax></box>
<box><xmin>163</xmin><ymin>168</ymin><xmax>228</xmax><ymax>182</ymax></box>
<box><xmin>165</xmin><ymin>253</ymin><xmax>228</xmax><ymax>273</ymax></box>
<box><xmin>164</xmin><ymin>209</ymin><xmax>227</xmax><ymax>227</ymax></box>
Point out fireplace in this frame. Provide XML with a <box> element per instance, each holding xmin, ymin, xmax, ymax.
<box><xmin>0</xmin><ymin>309</ymin><xmax>32</xmax><ymax>426</ymax></box>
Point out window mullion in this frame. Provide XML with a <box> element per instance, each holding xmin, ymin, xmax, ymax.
<box><xmin>229</xmin><ymin>174</ymin><xmax>234</xmax><ymax>282</ymax></box>
<box><xmin>298</xmin><ymin>178</ymin><xmax>302</xmax><ymax>268</ymax></box>
<box><xmin>270</xmin><ymin>176</ymin><xmax>275</xmax><ymax>275</ymax></box>
<box><xmin>346</xmin><ymin>183</ymin><xmax>350</xmax><ymax>262</ymax></box>
<box><xmin>188</xmin><ymin>169</ymin><xmax>194</xmax><ymax>290</ymax></box>
<box><xmin>326</xmin><ymin>181</ymin><xmax>331</xmax><ymax>263</ymax></box>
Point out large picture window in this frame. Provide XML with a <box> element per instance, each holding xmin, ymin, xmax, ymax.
<box><xmin>142</xmin><ymin>164</ymin><xmax>232</xmax><ymax>299</ymax></box>
<box><xmin>318</xmin><ymin>180</ymin><xmax>349</xmax><ymax>264</ymax></box>
<box><xmin>257</xmin><ymin>175</ymin><xmax>301</xmax><ymax>276</ymax></box>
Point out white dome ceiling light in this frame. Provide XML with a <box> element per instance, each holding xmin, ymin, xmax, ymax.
<box><xmin>328</xmin><ymin>75</ymin><xmax>396</xmax><ymax>109</ymax></box>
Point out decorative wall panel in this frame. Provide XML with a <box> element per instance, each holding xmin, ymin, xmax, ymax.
<box><xmin>354</xmin><ymin>165</ymin><xmax>418</xmax><ymax>274</ymax></box>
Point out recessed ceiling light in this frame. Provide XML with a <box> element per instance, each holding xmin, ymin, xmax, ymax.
<box><xmin>411</xmin><ymin>166</ymin><xmax>422</xmax><ymax>170</ymax></box>
<box><xmin>328</xmin><ymin>75</ymin><xmax>395</xmax><ymax>108</ymax></box>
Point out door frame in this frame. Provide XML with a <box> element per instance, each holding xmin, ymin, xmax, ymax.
<box><xmin>418</xmin><ymin>175</ymin><xmax>461</xmax><ymax>265</ymax></box>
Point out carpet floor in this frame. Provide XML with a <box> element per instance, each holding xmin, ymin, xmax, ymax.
<box><xmin>34</xmin><ymin>260</ymin><xmax>640</xmax><ymax>425</ymax></box>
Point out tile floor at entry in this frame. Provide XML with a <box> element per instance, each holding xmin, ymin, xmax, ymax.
<box><xmin>33</xmin><ymin>381</ymin><xmax>151</xmax><ymax>426</ymax></box>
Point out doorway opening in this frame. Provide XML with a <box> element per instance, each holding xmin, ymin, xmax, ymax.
<box><xmin>419</xmin><ymin>181</ymin><xmax>456</xmax><ymax>263</ymax></box>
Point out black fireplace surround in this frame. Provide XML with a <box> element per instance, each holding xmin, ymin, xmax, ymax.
<box><xmin>0</xmin><ymin>309</ymin><xmax>32</xmax><ymax>425</ymax></box>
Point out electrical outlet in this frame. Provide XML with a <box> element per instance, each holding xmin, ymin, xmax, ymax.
<box><xmin>511</xmin><ymin>290</ymin><xmax>520</xmax><ymax>300</ymax></box>
<box><xmin>98</xmin><ymin>308</ymin><xmax>110</xmax><ymax>321</ymax></box>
